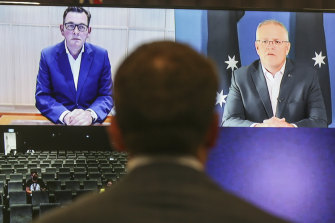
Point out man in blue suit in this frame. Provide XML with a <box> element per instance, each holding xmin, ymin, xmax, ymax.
<box><xmin>35</xmin><ymin>6</ymin><xmax>113</xmax><ymax>125</ymax></box>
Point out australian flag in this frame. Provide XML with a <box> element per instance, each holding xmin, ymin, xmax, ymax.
<box><xmin>207</xmin><ymin>10</ymin><xmax>244</xmax><ymax>125</ymax></box>
<box><xmin>294</xmin><ymin>12</ymin><xmax>332</xmax><ymax>125</ymax></box>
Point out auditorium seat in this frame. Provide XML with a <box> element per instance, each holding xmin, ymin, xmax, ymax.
<box><xmin>83</xmin><ymin>180</ymin><xmax>99</xmax><ymax>191</ymax></box>
<box><xmin>1</xmin><ymin>164</ymin><xmax>12</xmax><ymax>169</ymax></box>
<box><xmin>98</xmin><ymin>160</ymin><xmax>109</xmax><ymax>164</ymax></box>
<box><xmin>15</xmin><ymin>168</ymin><xmax>28</xmax><ymax>175</ymax></box>
<box><xmin>100</xmin><ymin>167</ymin><xmax>113</xmax><ymax>174</ymax></box>
<box><xmin>7</xmin><ymin>182</ymin><xmax>23</xmax><ymax>193</ymax></box>
<box><xmin>0</xmin><ymin>175</ymin><xmax>6</xmax><ymax>184</ymax></box>
<box><xmin>39</xmin><ymin>163</ymin><xmax>50</xmax><ymax>169</ymax></box>
<box><xmin>46</xmin><ymin>180</ymin><xmax>62</xmax><ymax>193</ymax></box>
<box><xmin>9</xmin><ymin>174</ymin><xmax>23</xmax><ymax>183</ymax></box>
<box><xmin>87</xmin><ymin>167</ymin><xmax>99</xmax><ymax>173</ymax></box>
<box><xmin>51</xmin><ymin>163</ymin><xmax>62</xmax><ymax>169</ymax></box>
<box><xmin>57</xmin><ymin>172</ymin><xmax>72</xmax><ymax>183</ymax></box>
<box><xmin>64</xmin><ymin>159</ymin><xmax>75</xmax><ymax>164</ymax></box>
<box><xmin>39</xmin><ymin>203</ymin><xmax>60</xmax><ymax>216</ymax></box>
<box><xmin>75</xmin><ymin>163</ymin><xmax>87</xmax><ymax>168</ymax></box>
<box><xmin>103</xmin><ymin>173</ymin><xmax>118</xmax><ymax>181</ymax></box>
<box><xmin>0</xmin><ymin>205</ymin><xmax>3</xmax><ymax>223</ymax></box>
<box><xmin>75</xmin><ymin>189</ymin><xmax>94</xmax><ymax>200</ymax></box>
<box><xmin>62</xmin><ymin>163</ymin><xmax>74</xmax><ymax>170</ymax></box>
<box><xmin>99</xmin><ymin>163</ymin><xmax>111</xmax><ymax>168</ymax></box>
<box><xmin>87</xmin><ymin>172</ymin><xmax>102</xmax><ymax>183</ymax></box>
<box><xmin>13</xmin><ymin>164</ymin><xmax>24</xmax><ymax>169</ymax></box>
<box><xmin>9</xmin><ymin>204</ymin><xmax>32</xmax><ymax>223</ymax></box>
<box><xmin>65</xmin><ymin>180</ymin><xmax>80</xmax><ymax>196</ymax></box>
<box><xmin>58</xmin><ymin>167</ymin><xmax>71</xmax><ymax>173</ymax></box>
<box><xmin>0</xmin><ymin>182</ymin><xmax>5</xmax><ymax>194</ymax></box>
<box><xmin>27</xmin><ymin>163</ymin><xmax>38</xmax><ymax>169</ymax></box>
<box><xmin>75</xmin><ymin>159</ymin><xmax>86</xmax><ymax>164</ymax></box>
<box><xmin>8</xmin><ymin>191</ymin><xmax>27</xmax><ymax>206</ymax></box>
<box><xmin>54</xmin><ymin>190</ymin><xmax>72</xmax><ymax>206</ymax></box>
<box><xmin>41</xmin><ymin>160</ymin><xmax>51</xmax><ymax>164</ymax></box>
<box><xmin>1</xmin><ymin>169</ymin><xmax>13</xmax><ymax>179</ymax></box>
<box><xmin>73</xmin><ymin>172</ymin><xmax>87</xmax><ymax>183</ymax></box>
<box><xmin>41</xmin><ymin>173</ymin><xmax>55</xmax><ymax>181</ymax></box>
<box><xmin>73</xmin><ymin>167</ymin><xmax>86</xmax><ymax>173</ymax></box>
<box><xmin>32</xmin><ymin>191</ymin><xmax>49</xmax><ymax>211</ymax></box>
<box><xmin>18</xmin><ymin>160</ymin><xmax>28</xmax><ymax>166</ymax></box>
<box><xmin>45</xmin><ymin>167</ymin><xmax>57</xmax><ymax>173</ymax></box>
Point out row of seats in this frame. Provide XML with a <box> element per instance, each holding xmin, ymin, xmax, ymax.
<box><xmin>0</xmin><ymin>150</ymin><xmax>127</xmax><ymax>223</ymax></box>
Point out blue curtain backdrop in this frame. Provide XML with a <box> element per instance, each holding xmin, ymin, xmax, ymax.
<box><xmin>175</xmin><ymin>10</ymin><xmax>335</xmax><ymax>127</ymax></box>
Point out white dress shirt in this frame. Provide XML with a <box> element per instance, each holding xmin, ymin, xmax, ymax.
<box><xmin>261</xmin><ymin>62</ymin><xmax>285</xmax><ymax>116</ymax></box>
<box><xmin>251</xmin><ymin>62</ymin><xmax>286</xmax><ymax>127</ymax></box>
<box><xmin>59</xmin><ymin>41</ymin><xmax>97</xmax><ymax>123</ymax></box>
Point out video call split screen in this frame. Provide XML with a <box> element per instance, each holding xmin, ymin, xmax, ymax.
<box><xmin>1</xmin><ymin>5</ymin><xmax>335</xmax><ymax>127</ymax></box>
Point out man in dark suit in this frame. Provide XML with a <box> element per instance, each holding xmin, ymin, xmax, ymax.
<box><xmin>34</xmin><ymin>41</ymin><xmax>288</xmax><ymax>223</ymax></box>
<box><xmin>35</xmin><ymin>6</ymin><xmax>113</xmax><ymax>125</ymax></box>
<box><xmin>222</xmin><ymin>20</ymin><xmax>327</xmax><ymax>127</ymax></box>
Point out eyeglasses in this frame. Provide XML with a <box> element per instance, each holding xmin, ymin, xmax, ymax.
<box><xmin>256</xmin><ymin>40</ymin><xmax>289</xmax><ymax>46</ymax></box>
<box><xmin>64</xmin><ymin>23</ymin><xmax>88</xmax><ymax>32</ymax></box>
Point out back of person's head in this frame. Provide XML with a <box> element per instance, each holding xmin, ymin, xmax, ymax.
<box><xmin>113</xmin><ymin>41</ymin><xmax>219</xmax><ymax>157</ymax></box>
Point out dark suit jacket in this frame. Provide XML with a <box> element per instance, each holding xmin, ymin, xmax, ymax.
<box><xmin>222</xmin><ymin>59</ymin><xmax>327</xmax><ymax>127</ymax></box>
<box><xmin>34</xmin><ymin>162</ymin><xmax>289</xmax><ymax>223</ymax></box>
<box><xmin>35</xmin><ymin>41</ymin><xmax>113</xmax><ymax>124</ymax></box>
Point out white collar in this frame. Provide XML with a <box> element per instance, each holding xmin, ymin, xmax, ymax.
<box><xmin>64</xmin><ymin>40</ymin><xmax>85</xmax><ymax>59</ymax></box>
<box><xmin>261</xmin><ymin>61</ymin><xmax>286</xmax><ymax>77</ymax></box>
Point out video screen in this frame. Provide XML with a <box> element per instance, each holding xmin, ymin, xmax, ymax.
<box><xmin>0</xmin><ymin>6</ymin><xmax>334</xmax><ymax>127</ymax></box>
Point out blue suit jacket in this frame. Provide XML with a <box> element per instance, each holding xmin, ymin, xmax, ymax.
<box><xmin>35</xmin><ymin>41</ymin><xmax>113</xmax><ymax>124</ymax></box>
<box><xmin>222</xmin><ymin>59</ymin><xmax>327</xmax><ymax>127</ymax></box>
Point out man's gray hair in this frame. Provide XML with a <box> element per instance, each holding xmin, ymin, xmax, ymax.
<box><xmin>256</xmin><ymin>19</ymin><xmax>289</xmax><ymax>41</ymax></box>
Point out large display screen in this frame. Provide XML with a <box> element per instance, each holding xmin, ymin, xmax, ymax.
<box><xmin>1</xmin><ymin>4</ymin><xmax>335</xmax><ymax>223</ymax></box>
<box><xmin>0</xmin><ymin>5</ymin><xmax>334</xmax><ymax>127</ymax></box>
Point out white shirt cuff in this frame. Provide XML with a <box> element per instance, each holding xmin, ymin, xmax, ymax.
<box><xmin>86</xmin><ymin>109</ymin><xmax>97</xmax><ymax>122</ymax></box>
<box><xmin>59</xmin><ymin>110</ymin><xmax>70</xmax><ymax>124</ymax></box>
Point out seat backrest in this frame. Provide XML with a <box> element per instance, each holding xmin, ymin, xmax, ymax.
<box><xmin>0</xmin><ymin>182</ymin><xmax>4</xmax><ymax>195</ymax></box>
<box><xmin>9</xmin><ymin>174</ymin><xmax>23</xmax><ymax>182</ymax></box>
<box><xmin>65</xmin><ymin>180</ymin><xmax>80</xmax><ymax>192</ymax></box>
<box><xmin>0</xmin><ymin>174</ymin><xmax>6</xmax><ymax>183</ymax></box>
<box><xmin>73</xmin><ymin>172</ymin><xmax>87</xmax><ymax>182</ymax></box>
<box><xmin>39</xmin><ymin>203</ymin><xmax>60</xmax><ymax>216</ymax></box>
<box><xmin>9</xmin><ymin>204</ymin><xmax>32</xmax><ymax>223</ymax></box>
<box><xmin>54</xmin><ymin>190</ymin><xmax>72</xmax><ymax>205</ymax></box>
<box><xmin>74</xmin><ymin>167</ymin><xmax>86</xmax><ymax>172</ymax></box>
<box><xmin>0</xmin><ymin>204</ymin><xmax>3</xmax><ymax>223</ymax></box>
<box><xmin>46</xmin><ymin>180</ymin><xmax>61</xmax><ymax>192</ymax></box>
<box><xmin>45</xmin><ymin>167</ymin><xmax>57</xmax><ymax>173</ymax></box>
<box><xmin>103</xmin><ymin>173</ymin><xmax>118</xmax><ymax>181</ymax></box>
<box><xmin>15</xmin><ymin>168</ymin><xmax>28</xmax><ymax>175</ymax></box>
<box><xmin>59</xmin><ymin>167</ymin><xmax>70</xmax><ymax>173</ymax></box>
<box><xmin>1</xmin><ymin>168</ymin><xmax>13</xmax><ymax>175</ymax></box>
<box><xmin>41</xmin><ymin>173</ymin><xmax>55</xmax><ymax>181</ymax></box>
<box><xmin>8</xmin><ymin>191</ymin><xmax>27</xmax><ymax>206</ymax></box>
<box><xmin>83</xmin><ymin>180</ymin><xmax>99</xmax><ymax>190</ymax></box>
<box><xmin>57</xmin><ymin>172</ymin><xmax>71</xmax><ymax>181</ymax></box>
<box><xmin>32</xmin><ymin>191</ymin><xmax>49</xmax><ymax>206</ymax></box>
<box><xmin>7</xmin><ymin>182</ymin><xmax>23</xmax><ymax>193</ymax></box>
<box><xmin>13</xmin><ymin>164</ymin><xmax>24</xmax><ymax>169</ymax></box>
<box><xmin>39</xmin><ymin>163</ymin><xmax>50</xmax><ymax>168</ymax></box>
<box><xmin>88</xmin><ymin>172</ymin><xmax>102</xmax><ymax>182</ymax></box>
